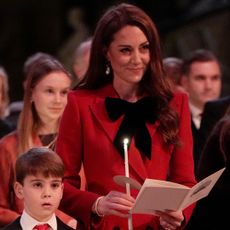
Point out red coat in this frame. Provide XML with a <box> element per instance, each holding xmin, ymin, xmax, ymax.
<box><xmin>56</xmin><ymin>84</ymin><xmax>196</xmax><ymax>229</ymax></box>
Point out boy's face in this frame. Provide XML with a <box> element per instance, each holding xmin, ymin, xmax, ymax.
<box><xmin>14</xmin><ymin>174</ymin><xmax>64</xmax><ymax>222</ymax></box>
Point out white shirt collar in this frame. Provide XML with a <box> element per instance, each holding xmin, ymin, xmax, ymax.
<box><xmin>20</xmin><ymin>210</ymin><xmax>57</xmax><ymax>230</ymax></box>
<box><xmin>189</xmin><ymin>102</ymin><xmax>203</xmax><ymax>129</ymax></box>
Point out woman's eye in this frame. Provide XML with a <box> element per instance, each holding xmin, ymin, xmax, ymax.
<box><xmin>141</xmin><ymin>44</ymin><xmax>150</xmax><ymax>51</ymax></box>
<box><xmin>120</xmin><ymin>48</ymin><xmax>131</xmax><ymax>54</ymax></box>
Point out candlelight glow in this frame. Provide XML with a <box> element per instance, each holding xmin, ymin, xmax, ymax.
<box><xmin>123</xmin><ymin>138</ymin><xmax>129</xmax><ymax>145</ymax></box>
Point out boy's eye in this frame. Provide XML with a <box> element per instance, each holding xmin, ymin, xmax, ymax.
<box><xmin>51</xmin><ymin>182</ymin><xmax>61</xmax><ymax>189</ymax></box>
<box><xmin>33</xmin><ymin>182</ymin><xmax>42</xmax><ymax>188</ymax></box>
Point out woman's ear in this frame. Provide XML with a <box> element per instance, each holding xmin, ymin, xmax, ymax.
<box><xmin>14</xmin><ymin>182</ymin><xmax>24</xmax><ymax>200</ymax></box>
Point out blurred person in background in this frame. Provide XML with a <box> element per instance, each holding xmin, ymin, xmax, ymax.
<box><xmin>72</xmin><ymin>37</ymin><xmax>92</xmax><ymax>86</ymax></box>
<box><xmin>0</xmin><ymin>66</ymin><xmax>14</xmax><ymax>138</ymax></box>
<box><xmin>163</xmin><ymin>57</ymin><xmax>185</xmax><ymax>92</ymax></box>
<box><xmin>0</xmin><ymin>54</ymin><xmax>77</xmax><ymax>229</ymax></box>
<box><xmin>181</xmin><ymin>49</ymin><xmax>222</xmax><ymax>175</ymax></box>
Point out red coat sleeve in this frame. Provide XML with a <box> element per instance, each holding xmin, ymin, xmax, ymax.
<box><xmin>56</xmin><ymin>92</ymin><xmax>99</xmax><ymax>228</ymax></box>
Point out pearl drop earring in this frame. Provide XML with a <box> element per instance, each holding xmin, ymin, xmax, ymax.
<box><xmin>105</xmin><ymin>64</ymin><xmax>110</xmax><ymax>75</ymax></box>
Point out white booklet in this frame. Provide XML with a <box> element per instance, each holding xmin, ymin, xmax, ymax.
<box><xmin>114</xmin><ymin>167</ymin><xmax>225</xmax><ymax>214</ymax></box>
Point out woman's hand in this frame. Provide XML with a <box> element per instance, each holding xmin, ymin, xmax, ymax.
<box><xmin>156</xmin><ymin>210</ymin><xmax>184</xmax><ymax>230</ymax></box>
<box><xmin>93</xmin><ymin>191</ymin><xmax>135</xmax><ymax>218</ymax></box>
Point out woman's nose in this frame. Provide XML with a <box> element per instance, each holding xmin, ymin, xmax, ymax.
<box><xmin>131</xmin><ymin>51</ymin><xmax>141</xmax><ymax>64</ymax></box>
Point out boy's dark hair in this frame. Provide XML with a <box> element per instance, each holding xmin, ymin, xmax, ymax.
<box><xmin>16</xmin><ymin>147</ymin><xmax>65</xmax><ymax>184</ymax></box>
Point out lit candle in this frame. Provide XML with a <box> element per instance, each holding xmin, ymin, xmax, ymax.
<box><xmin>123</xmin><ymin>138</ymin><xmax>130</xmax><ymax>182</ymax></box>
<box><xmin>123</xmin><ymin>138</ymin><xmax>133</xmax><ymax>230</ymax></box>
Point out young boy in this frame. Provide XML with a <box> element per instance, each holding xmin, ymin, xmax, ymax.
<box><xmin>1</xmin><ymin>147</ymin><xmax>74</xmax><ymax>230</ymax></box>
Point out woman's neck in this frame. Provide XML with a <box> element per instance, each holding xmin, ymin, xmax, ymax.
<box><xmin>113</xmin><ymin>79</ymin><xmax>140</xmax><ymax>102</ymax></box>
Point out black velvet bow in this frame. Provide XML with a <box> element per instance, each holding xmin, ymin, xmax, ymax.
<box><xmin>105</xmin><ymin>96</ymin><xmax>160</xmax><ymax>159</ymax></box>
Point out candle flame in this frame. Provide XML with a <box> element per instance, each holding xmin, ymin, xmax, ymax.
<box><xmin>123</xmin><ymin>138</ymin><xmax>129</xmax><ymax>145</ymax></box>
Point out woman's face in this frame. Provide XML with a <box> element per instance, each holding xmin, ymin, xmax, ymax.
<box><xmin>31</xmin><ymin>71</ymin><xmax>71</xmax><ymax>124</ymax></box>
<box><xmin>107</xmin><ymin>25</ymin><xmax>150</xmax><ymax>86</ymax></box>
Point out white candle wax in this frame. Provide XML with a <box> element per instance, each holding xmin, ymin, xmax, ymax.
<box><xmin>123</xmin><ymin>138</ymin><xmax>130</xmax><ymax>179</ymax></box>
<box><xmin>123</xmin><ymin>138</ymin><xmax>133</xmax><ymax>230</ymax></box>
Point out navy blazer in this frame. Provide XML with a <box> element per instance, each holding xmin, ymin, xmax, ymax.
<box><xmin>0</xmin><ymin>216</ymin><xmax>74</xmax><ymax>230</ymax></box>
<box><xmin>200</xmin><ymin>96</ymin><xmax>230</xmax><ymax>141</ymax></box>
<box><xmin>192</xmin><ymin>96</ymin><xmax>230</xmax><ymax>176</ymax></box>
<box><xmin>185</xmin><ymin>113</ymin><xmax>230</xmax><ymax>229</ymax></box>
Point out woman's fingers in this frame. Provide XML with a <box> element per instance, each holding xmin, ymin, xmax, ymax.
<box><xmin>98</xmin><ymin>191</ymin><xmax>135</xmax><ymax>217</ymax></box>
<box><xmin>156</xmin><ymin>210</ymin><xmax>184</xmax><ymax>229</ymax></box>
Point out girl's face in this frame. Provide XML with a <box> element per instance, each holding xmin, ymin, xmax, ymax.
<box><xmin>31</xmin><ymin>71</ymin><xmax>71</xmax><ymax>125</ymax></box>
<box><xmin>107</xmin><ymin>25</ymin><xmax>150</xmax><ymax>87</ymax></box>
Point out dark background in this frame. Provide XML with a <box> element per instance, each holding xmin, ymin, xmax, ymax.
<box><xmin>0</xmin><ymin>0</ymin><xmax>229</xmax><ymax>102</ymax></box>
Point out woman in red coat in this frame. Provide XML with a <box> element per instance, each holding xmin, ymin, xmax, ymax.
<box><xmin>56</xmin><ymin>3</ymin><xmax>196</xmax><ymax>230</ymax></box>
